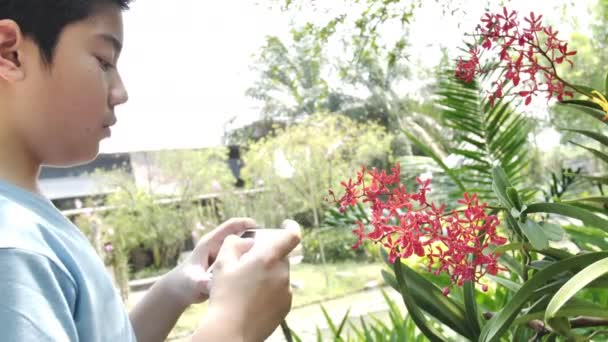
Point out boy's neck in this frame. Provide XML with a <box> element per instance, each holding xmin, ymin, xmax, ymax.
<box><xmin>0</xmin><ymin>133</ymin><xmax>41</xmax><ymax>194</ymax></box>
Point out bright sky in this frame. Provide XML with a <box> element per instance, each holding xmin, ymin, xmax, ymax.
<box><xmin>100</xmin><ymin>0</ymin><xmax>594</xmax><ymax>154</ymax></box>
<box><xmin>100</xmin><ymin>0</ymin><xmax>290</xmax><ymax>153</ymax></box>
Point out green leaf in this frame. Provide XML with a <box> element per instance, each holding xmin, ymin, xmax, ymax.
<box><xmin>559</xmin><ymin>100</ymin><xmax>608</xmax><ymax>123</ymax></box>
<box><xmin>587</xmin><ymin>275</ymin><xmax>608</xmax><ymax>289</ymax></box>
<box><xmin>380</xmin><ymin>250</ymin><xmax>472</xmax><ymax>339</ymax></box>
<box><xmin>567</xmin><ymin>201</ymin><xmax>608</xmax><ymax>214</ymax></box>
<box><xmin>382</xmin><ymin>269</ymin><xmax>399</xmax><ymax>290</ymax></box>
<box><xmin>515</xmin><ymin>299</ymin><xmax>608</xmax><ymax>324</ymax></box>
<box><xmin>506</xmin><ymin>187</ymin><xmax>523</xmax><ymax>211</ymax></box>
<box><xmin>545</xmin><ymin>257</ymin><xmax>608</xmax><ymax>327</ymax></box>
<box><xmin>479</xmin><ymin>252</ymin><xmax>608</xmax><ymax>342</ymax></box>
<box><xmin>570</xmin><ymin>141</ymin><xmax>608</xmax><ymax>164</ymax></box>
<box><xmin>463</xmin><ymin>281</ymin><xmax>481</xmax><ymax>337</ymax></box>
<box><xmin>523</xmin><ymin>202</ymin><xmax>608</xmax><ymax>232</ymax></box>
<box><xmin>394</xmin><ymin>261</ymin><xmax>447</xmax><ymax>342</ymax></box>
<box><xmin>581</xmin><ymin>198</ymin><xmax>606</xmax><ymax>215</ymax></box>
<box><xmin>561</xmin><ymin>128</ymin><xmax>608</xmax><ymax>147</ymax></box>
<box><xmin>605</xmin><ymin>72</ymin><xmax>608</xmax><ymax>95</ymax></box>
<box><xmin>492</xmin><ymin>242</ymin><xmax>525</xmax><ymax>255</ymax></box>
<box><xmin>290</xmin><ymin>329</ymin><xmax>304</xmax><ymax>342</ymax></box>
<box><xmin>359</xmin><ymin>317</ymin><xmax>374</xmax><ymax>342</ymax></box>
<box><xmin>564</xmin><ymin>196</ymin><xmax>608</xmax><ymax>206</ymax></box>
<box><xmin>539</xmin><ymin>222</ymin><xmax>566</xmax><ymax>242</ymax></box>
<box><xmin>383</xmin><ymin>291</ymin><xmax>407</xmax><ymax>341</ymax></box>
<box><xmin>570</xmin><ymin>84</ymin><xmax>596</xmax><ymax>97</ymax></box>
<box><xmin>487</xmin><ymin>275</ymin><xmax>521</xmax><ymax>292</ymax></box>
<box><xmin>512</xmin><ymin>325</ymin><xmax>530</xmax><ymax>341</ymax></box>
<box><xmin>534</xmin><ymin>247</ymin><xmax>575</xmax><ymax>261</ymax></box>
<box><xmin>547</xmin><ymin>317</ymin><xmax>571</xmax><ymax>337</ymax></box>
<box><xmin>320</xmin><ymin>306</ymin><xmax>337</xmax><ymax>336</ymax></box>
<box><xmin>436</xmin><ymin>70</ymin><xmax>533</xmax><ymax>202</ymax></box>
<box><xmin>492</xmin><ymin>166</ymin><xmax>511</xmax><ymax>190</ymax></box>
<box><xmin>335</xmin><ymin>309</ymin><xmax>350</xmax><ymax>339</ymax></box>
<box><xmin>529</xmin><ymin>260</ymin><xmax>554</xmax><ymax>271</ymax></box>
<box><xmin>403</xmin><ymin>130</ymin><xmax>466</xmax><ymax>193</ymax></box>
<box><xmin>498</xmin><ymin>252</ymin><xmax>524</xmax><ymax>279</ymax></box>
<box><xmin>492</xmin><ymin>170</ymin><xmax>513</xmax><ymax>209</ymax></box>
<box><xmin>520</xmin><ymin>219</ymin><xmax>549</xmax><ymax>250</ymax></box>
<box><xmin>563</xmin><ymin>225</ymin><xmax>608</xmax><ymax>253</ymax></box>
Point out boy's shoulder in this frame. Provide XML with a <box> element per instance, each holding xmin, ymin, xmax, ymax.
<box><xmin>0</xmin><ymin>193</ymin><xmax>49</xmax><ymax>243</ymax></box>
<box><xmin>0</xmin><ymin>191</ymin><xmax>75</xmax><ymax>278</ymax></box>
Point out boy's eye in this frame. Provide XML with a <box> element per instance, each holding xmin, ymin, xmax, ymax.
<box><xmin>96</xmin><ymin>57</ymin><xmax>114</xmax><ymax>71</ymax></box>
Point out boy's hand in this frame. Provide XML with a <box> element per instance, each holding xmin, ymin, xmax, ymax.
<box><xmin>194</xmin><ymin>220</ymin><xmax>301</xmax><ymax>342</ymax></box>
<box><xmin>161</xmin><ymin>218</ymin><xmax>257</xmax><ymax>308</ymax></box>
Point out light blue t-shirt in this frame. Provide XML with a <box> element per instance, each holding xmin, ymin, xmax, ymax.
<box><xmin>0</xmin><ymin>180</ymin><xmax>137</xmax><ymax>342</ymax></box>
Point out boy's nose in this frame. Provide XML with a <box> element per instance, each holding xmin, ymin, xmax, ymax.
<box><xmin>110</xmin><ymin>74</ymin><xmax>129</xmax><ymax>107</ymax></box>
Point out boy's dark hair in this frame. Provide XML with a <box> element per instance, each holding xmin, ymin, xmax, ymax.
<box><xmin>0</xmin><ymin>0</ymin><xmax>131</xmax><ymax>64</ymax></box>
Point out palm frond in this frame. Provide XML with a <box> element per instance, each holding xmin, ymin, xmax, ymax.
<box><xmin>419</xmin><ymin>70</ymin><xmax>535</xmax><ymax>202</ymax></box>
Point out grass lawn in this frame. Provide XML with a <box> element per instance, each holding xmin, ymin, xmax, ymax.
<box><xmin>162</xmin><ymin>261</ymin><xmax>385</xmax><ymax>340</ymax></box>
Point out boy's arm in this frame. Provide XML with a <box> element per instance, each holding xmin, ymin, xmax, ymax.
<box><xmin>0</xmin><ymin>249</ymin><xmax>79</xmax><ymax>341</ymax></box>
<box><xmin>128</xmin><ymin>271</ymin><xmax>191</xmax><ymax>342</ymax></box>
<box><xmin>130</xmin><ymin>281</ymin><xmax>244</xmax><ymax>342</ymax></box>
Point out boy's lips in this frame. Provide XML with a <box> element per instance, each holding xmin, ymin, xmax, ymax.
<box><xmin>103</xmin><ymin>117</ymin><xmax>117</xmax><ymax>128</ymax></box>
<box><xmin>103</xmin><ymin>127</ymin><xmax>111</xmax><ymax>136</ymax></box>
<box><xmin>102</xmin><ymin>117</ymin><xmax>116</xmax><ymax>138</ymax></box>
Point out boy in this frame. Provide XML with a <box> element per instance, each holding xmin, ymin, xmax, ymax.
<box><xmin>0</xmin><ymin>1</ymin><xmax>300</xmax><ymax>341</ymax></box>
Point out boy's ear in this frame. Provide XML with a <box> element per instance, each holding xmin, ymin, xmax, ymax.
<box><xmin>0</xmin><ymin>19</ymin><xmax>25</xmax><ymax>82</ymax></box>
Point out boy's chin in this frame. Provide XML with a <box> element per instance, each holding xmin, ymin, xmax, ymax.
<box><xmin>43</xmin><ymin>145</ymin><xmax>100</xmax><ymax>168</ymax></box>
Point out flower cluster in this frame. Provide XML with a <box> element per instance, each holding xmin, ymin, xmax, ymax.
<box><xmin>455</xmin><ymin>7</ymin><xmax>577</xmax><ymax>107</ymax></box>
<box><xmin>329</xmin><ymin>164</ymin><xmax>507</xmax><ymax>294</ymax></box>
<box><xmin>102</xmin><ymin>242</ymin><xmax>115</xmax><ymax>266</ymax></box>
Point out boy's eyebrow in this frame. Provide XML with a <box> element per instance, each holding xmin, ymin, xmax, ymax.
<box><xmin>97</xmin><ymin>33</ymin><xmax>123</xmax><ymax>54</ymax></box>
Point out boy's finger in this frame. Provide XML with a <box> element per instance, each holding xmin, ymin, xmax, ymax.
<box><xmin>192</xmin><ymin>218</ymin><xmax>257</xmax><ymax>260</ymax></box>
<box><xmin>214</xmin><ymin>235</ymin><xmax>254</xmax><ymax>268</ymax></box>
<box><xmin>280</xmin><ymin>219</ymin><xmax>301</xmax><ymax>233</ymax></box>
<box><xmin>267</xmin><ymin>229</ymin><xmax>302</xmax><ymax>261</ymax></box>
<box><xmin>246</xmin><ymin>220</ymin><xmax>302</xmax><ymax>261</ymax></box>
<box><xmin>209</xmin><ymin>217</ymin><xmax>258</xmax><ymax>240</ymax></box>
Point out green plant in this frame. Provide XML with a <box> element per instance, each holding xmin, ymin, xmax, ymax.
<box><xmin>323</xmin><ymin>6</ymin><xmax>608</xmax><ymax>338</ymax></box>
<box><xmin>289</xmin><ymin>291</ymin><xmax>428</xmax><ymax>341</ymax></box>
<box><xmin>102</xmin><ymin>187</ymin><xmax>194</xmax><ymax>270</ymax></box>
<box><xmin>243</xmin><ymin>113</ymin><xmax>393</xmax><ymax>229</ymax></box>
<box><xmin>302</xmin><ymin>227</ymin><xmax>380</xmax><ymax>264</ymax></box>
<box><xmin>405</xmin><ymin>69</ymin><xmax>536</xmax><ymax>203</ymax></box>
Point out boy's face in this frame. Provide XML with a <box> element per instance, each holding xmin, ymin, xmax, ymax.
<box><xmin>4</xmin><ymin>4</ymin><xmax>128</xmax><ymax>167</ymax></box>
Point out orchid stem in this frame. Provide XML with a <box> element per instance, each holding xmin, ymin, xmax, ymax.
<box><xmin>281</xmin><ymin>320</ymin><xmax>294</xmax><ymax>342</ymax></box>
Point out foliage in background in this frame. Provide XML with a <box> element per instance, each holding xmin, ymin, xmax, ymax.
<box><xmin>75</xmin><ymin>149</ymin><xmax>236</xmax><ymax>300</ymax></box>
<box><xmin>245</xmin><ymin>0</ymin><xmax>450</xmax><ymax>158</ymax></box>
<box><xmin>246</xmin><ymin>23</ymin><xmax>336</xmax><ymax>121</ymax></box>
<box><xmin>242</xmin><ymin>113</ymin><xmax>393</xmax><ymax>229</ymax></box>
<box><xmin>154</xmin><ymin>147</ymin><xmax>234</xmax><ymax>197</ymax></box>
<box><xmin>551</xmin><ymin>0</ymin><xmax>608</xmax><ymax>137</ymax></box>
<box><xmin>301</xmin><ymin>227</ymin><xmax>381</xmax><ymax>264</ymax></box>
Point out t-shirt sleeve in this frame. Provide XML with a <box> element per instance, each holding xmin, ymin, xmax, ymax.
<box><xmin>0</xmin><ymin>248</ymin><xmax>79</xmax><ymax>342</ymax></box>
